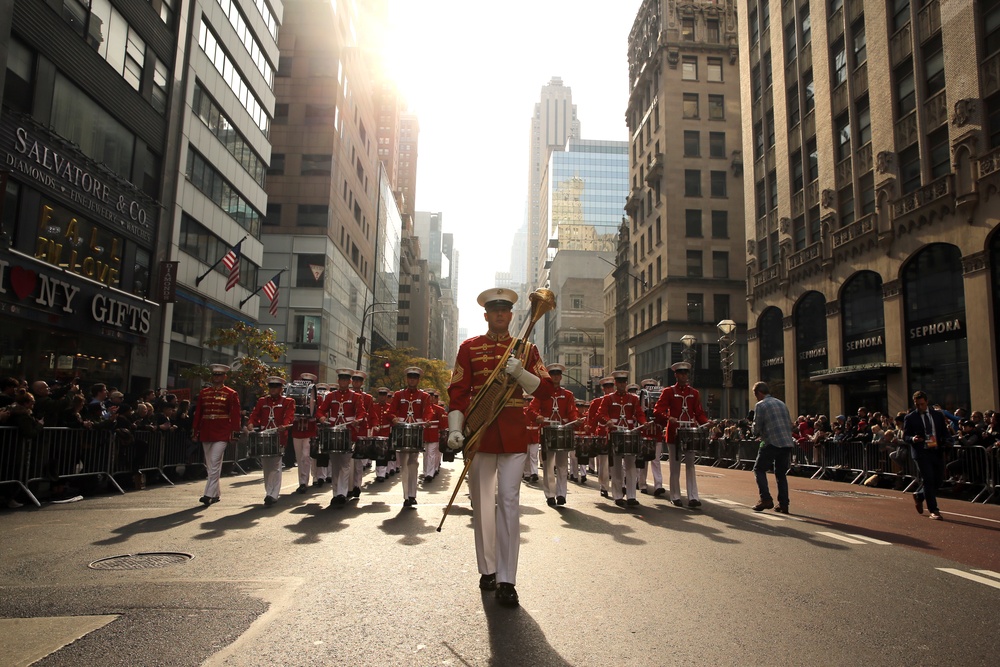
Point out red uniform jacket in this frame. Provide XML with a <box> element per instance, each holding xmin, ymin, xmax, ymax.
<box><xmin>527</xmin><ymin>387</ymin><xmax>580</xmax><ymax>426</ymax></box>
<box><xmin>354</xmin><ymin>391</ymin><xmax>375</xmax><ymax>435</ymax></box>
<box><xmin>249</xmin><ymin>394</ymin><xmax>295</xmax><ymax>443</ymax></box>
<box><xmin>652</xmin><ymin>383</ymin><xmax>709</xmax><ymax>443</ymax></box>
<box><xmin>586</xmin><ymin>394</ymin><xmax>610</xmax><ymax>437</ymax></box>
<box><xmin>369</xmin><ymin>401</ymin><xmax>392</xmax><ymax>438</ymax></box>
<box><xmin>424</xmin><ymin>403</ymin><xmax>447</xmax><ymax>443</ymax></box>
<box><xmin>192</xmin><ymin>384</ymin><xmax>242</xmax><ymax>442</ymax></box>
<box><xmin>447</xmin><ymin>332</ymin><xmax>553</xmax><ymax>454</ymax></box>
<box><xmin>599</xmin><ymin>391</ymin><xmax>647</xmax><ymax>430</ymax></box>
<box><xmin>386</xmin><ymin>388</ymin><xmax>433</xmax><ymax>424</ymax></box>
<box><xmin>316</xmin><ymin>389</ymin><xmax>367</xmax><ymax>440</ymax></box>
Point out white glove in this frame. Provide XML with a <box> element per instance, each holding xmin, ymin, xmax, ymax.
<box><xmin>505</xmin><ymin>358</ymin><xmax>541</xmax><ymax>394</ymax></box>
<box><xmin>447</xmin><ymin>410</ymin><xmax>465</xmax><ymax>450</ymax></box>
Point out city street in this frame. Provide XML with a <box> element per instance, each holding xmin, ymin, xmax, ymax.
<box><xmin>2</xmin><ymin>460</ymin><xmax>999</xmax><ymax>666</ymax></box>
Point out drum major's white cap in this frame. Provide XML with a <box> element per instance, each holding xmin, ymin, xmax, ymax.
<box><xmin>209</xmin><ymin>364</ymin><xmax>231</xmax><ymax>373</ymax></box>
<box><xmin>299</xmin><ymin>373</ymin><xmax>318</xmax><ymax>382</ymax></box>
<box><xmin>477</xmin><ymin>288</ymin><xmax>518</xmax><ymax>309</ymax></box>
<box><xmin>266</xmin><ymin>376</ymin><xmax>285</xmax><ymax>385</ymax></box>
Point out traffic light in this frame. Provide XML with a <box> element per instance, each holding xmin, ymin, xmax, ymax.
<box><xmin>383</xmin><ymin>361</ymin><xmax>390</xmax><ymax>370</ymax></box>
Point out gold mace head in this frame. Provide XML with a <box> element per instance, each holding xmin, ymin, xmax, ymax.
<box><xmin>529</xmin><ymin>288</ymin><xmax>557</xmax><ymax>315</ymax></box>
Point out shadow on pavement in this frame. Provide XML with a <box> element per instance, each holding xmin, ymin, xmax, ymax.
<box><xmin>93</xmin><ymin>506</ymin><xmax>205</xmax><ymax>546</ymax></box>
<box><xmin>378</xmin><ymin>506</ymin><xmax>437</xmax><ymax>545</ymax></box>
<box><xmin>282</xmin><ymin>499</ymin><xmax>392</xmax><ymax>545</ymax></box>
<box><xmin>554</xmin><ymin>505</ymin><xmax>646</xmax><ymax>545</ymax></box>
<box><xmin>479</xmin><ymin>595</ymin><xmax>573</xmax><ymax>667</ymax></box>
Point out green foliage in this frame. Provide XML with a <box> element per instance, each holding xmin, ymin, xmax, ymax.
<box><xmin>180</xmin><ymin>322</ymin><xmax>287</xmax><ymax>400</ymax></box>
<box><xmin>370</xmin><ymin>346</ymin><xmax>452</xmax><ymax>397</ymax></box>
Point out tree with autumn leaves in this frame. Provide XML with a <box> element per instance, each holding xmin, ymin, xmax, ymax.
<box><xmin>370</xmin><ymin>346</ymin><xmax>451</xmax><ymax>397</ymax></box>
<box><xmin>180</xmin><ymin>322</ymin><xmax>287</xmax><ymax>405</ymax></box>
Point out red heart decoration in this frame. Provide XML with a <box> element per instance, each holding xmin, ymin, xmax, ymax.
<box><xmin>10</xmin><ymin>266</ymin><xmax>37</xmax><ymax>300</ymax></box>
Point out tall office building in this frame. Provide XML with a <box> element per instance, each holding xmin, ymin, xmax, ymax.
<box><xmin>626</xmin><ymin>0</ymin><xmax>747</xmax><ymax>417</ymax></box>
<box><xmin>739</xmin><ymin>0</ymin><xmax>1000</xmax><ymax>416</ymax></box>
<box><xmin>396</xmin><ymin>113</ymin><xmax>419</xmax><ymax>219</ymax></box>
<box><xmin>527</xmin><ymin>77</ymin><xmax>580</xmax><ymax>293</ymax></box>
<box><xmin>263</xmin><ymin>0</ymin><xmax>389</xmax><ymax>380</ymax></box>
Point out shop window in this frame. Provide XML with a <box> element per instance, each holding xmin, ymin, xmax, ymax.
<box><xmin>294</xmin><ymin>315</ymin><xmax>321</xmax><ymax>348</ymax></box>
<box><xmin>4</xmin><ymin>39</ymin><xmax>34</xmax><ymax>114</ymax></box>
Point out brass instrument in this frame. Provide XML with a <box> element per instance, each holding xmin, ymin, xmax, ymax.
<box><xmin>436</xmin><ymin>288</ymin><xmax>557</xmax><ymax>532</ymax></box>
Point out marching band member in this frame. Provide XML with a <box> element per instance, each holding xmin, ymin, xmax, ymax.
<box><xmin>653</xmin><ymin>361</ymin><xmax>709</xmax><ymax>508</ymax></box>
<box><xmin>350</xmin><ymin>371</ymin><xmax>375</xmax><ymax>497</ymax></box>
<box><xmin>311</xmin><ymin>381</ymin><xmax>331</xmax><ymax>486</ymax></box>
<box><xmin>192</xmin><ymin>363</ymin><xmax>242</xmax><ymax>506</ymax></box>
<box><xmin>387</xmin><ymin>367</ymin><xmax>433</xmax><ymax>507</ymax></box>
<box><xmin>587</xmin><ymin>377</ymin><xmax>615</xmax><ymax>498</ymax></box>
<box><xmin>446</xmin><ymin>288</ymin><xmax>553</xmax><ymax>607</ymax></box>
<box><xmin>316</xmin><ymin>370</ymin><xmax>367</xmax><ymax>507</ymax></box>
<box><xmin>290</xmin><ymin>373</ymin><xmax>319</xmax><ymax>493</ymax></box>
<box><xmin>638</xmin><ymin>378</ymin><xmax>666</xmax><ymax>497</ymax></box>
<box><xmin>247</xmin><ymin>377</ymin><xmax>295</xmax><ymax>506</ymax></box>
<box><xmin>528</xmin><ymin>363</ymin><xmax>579</xmax><ymax>507</ymax></box>
<box><xmin>371</xmin><ymin>387</ymin><xmax>393</xmax><ymax>482</ymax></box>
<box><xmin>423</xmin><ymin>389</ymin><xmax>447</xmax><ymax>482</ymax></box>
<box><xmin>523</xmin><ymin>411</ymin><xmax>540</xmax><ymax>483</ymax></box>
<box><xmin>599</xmin><ymin>370</ymin><xmax>647</xmax><ymax>508</ymax></box>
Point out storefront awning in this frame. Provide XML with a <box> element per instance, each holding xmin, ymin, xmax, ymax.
<box><xmin>809</xmin><ymin>363</ymin><xmax>902</xmax><ymax>384</ymax></box>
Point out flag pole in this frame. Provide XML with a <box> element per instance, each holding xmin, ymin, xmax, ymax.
<box><xmin>239</xmin><ymin>267</ymin><xmax>287</xmax><ymax>308</ymax></box>
<box><xmin>195</xmin><ymin>234</ymin><xmax>248</xmax><ymax>286</ymax></box>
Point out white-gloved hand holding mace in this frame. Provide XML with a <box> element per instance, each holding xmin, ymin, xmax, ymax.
<box><xmin>505</xmin><ymin>357</ymin><xmax>540</xmax><ymax>394</ymax></box>
<box><xmin>447</xmin><ymin>410</ymin><xmax>465</xmax><ymax>450</ymax></box>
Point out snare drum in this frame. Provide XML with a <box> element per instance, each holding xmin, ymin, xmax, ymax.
<box><xmin>610</xmin><ymin>431</ymin><xmax>641</xmax><ymax>456</ymax></box>
<box><xmin>574</xmin><ymin>436</ymin><xmax>601</xmax><ymax>463</ymax></box>
<box><xmin>353</xmin><ymin>437</ymin><xmax>377</xmax><ymax>460</ymax></box>
<box><xmin>542</xmin><ymin>424</ymin><xmax>575</xmax><ymax>451</ymax></box>
<box><xmin>638</xmin><ymin>438</ymin><xmax>659</xmax><ymax>462</ymax></box>
<box><xmin>316</xmin><ymin>425</ymin><xmax>353</xmax><ymax>454</ymax></box>
<box><xmin>248</xmin><ymin>429</ymin><xmax>282</xmax><ymax>457</ymax></box>
<box><xmin>677</xmin><ymin>425</ymin><xmax>709</xmax><ymax>451</ymax></box>
<box><xmin>391</xmin><ymin>423</ymin><xmax>425</xmax><ymax>452</ymax></box>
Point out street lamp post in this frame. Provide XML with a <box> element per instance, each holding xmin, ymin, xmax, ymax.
<box><xmin>572</xmin><ymin>327</ymin><xmax>602</xmax><ymax>400</ymax></box>
<box><xmin>356</xmin><ymin>300</ymin><xmax>395</xmax><ymax>370</ymax></box>
<box><xmin>717</xmin><ymin>319</ymin><xmax>737</xmax><ymax>421</ymax></box>
<box><xmin>680</xmin><ymin>334</ymin><xmax>697</xmax><ymax>384</ymax></box>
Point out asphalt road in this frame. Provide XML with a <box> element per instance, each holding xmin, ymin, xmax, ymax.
<box><xmin>2</xmin><ymin>459</ymin><xmax>999</xmax><ymax>666</ymax></box>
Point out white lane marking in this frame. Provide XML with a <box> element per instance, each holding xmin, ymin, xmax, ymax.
<box><xmin>937</xmin><ymin>568</ymin><xmax>1000</xmax><ymax>590</ymax></box>
<box><xmin>712</xmin><ymin>498</ymin><xmax>743</xmax><ymax>506</ymax></box>
<box><xmin>845</xmin><ymin>533</ymin><xmax>892</xmax><ymax>545</ymax></box>
<box><xmin>817</xmin><ymin>531</ymin><xmax>867</xmax><ymax>545</ymax></box>
<box><xmin>939</xmin><ymin>511</ymin><xmax>1000</xmax><ymax>525</ymax></box>
<box><xmin>754</xmin><ymin>512</ymin><xmax>787</xmax><ymax>521</ymax></box>
<box><xmin>972</xmin><ymin>569</ymin><xmax>1000</xmax><ymax>581</ymax></box>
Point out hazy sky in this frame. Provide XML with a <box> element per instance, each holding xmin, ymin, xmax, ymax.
<box><xmin>383</xmin><ymin>0</ymin><xmax>643</xmax><ymax>337</ymax></box>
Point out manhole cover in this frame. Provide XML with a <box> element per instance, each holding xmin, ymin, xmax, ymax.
<box><xmin>88</xmin><ymin>552</ymin><xmax>193</xmax><ymax>570</ymax></box>
<box><xmin>800</xmin><ymin>489</ymin><xmax>884</xmax><ymax>499</ymax></box>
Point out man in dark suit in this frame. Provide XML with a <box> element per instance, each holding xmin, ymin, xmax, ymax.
<box><xmin>902</xmin><ymin>390</ymin><xmax>948</xmax><ymax>520</ymax></box>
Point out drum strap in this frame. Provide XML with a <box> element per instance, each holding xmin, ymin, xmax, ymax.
<box><xmin>679</xmin><ymin>392</ymin><xmax>693</xmax><ymax>422</ymax></box>
<box><xmin>265</xmin><ymin>402</ymin><xmax>277</xmax><ymax>430</ymax></box>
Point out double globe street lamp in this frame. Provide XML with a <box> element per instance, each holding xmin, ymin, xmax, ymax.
<box><xmin>717</xmin><ymin>319</ymin><xmax>737</xmax><ymax>421</ymax></box>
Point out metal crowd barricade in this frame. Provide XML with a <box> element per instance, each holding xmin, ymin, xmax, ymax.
<box><xmin>110</xmin><ymin>429</ymin><xmax>169</xmax><ymax>486</ymax></box>
<box><xmin>810</xmin><ymin>440</ymin><xmax>865</xmax><ymax>483</ymax></box>
<box><xmin>710</xmin><ymin>437</ymin><xmax>740</xmax><ymax>467</ymax></box>
<box><xmin>1</xmin><ymin>426</ymin><xmax>40</xmax><ymax>507</ymax></box>
<box><xmin>159</xmin><ymin>429</ymin><xmax>204</xmax><ymax>478</ymax></box>
<box><xmin>942</xmin><ymin>445</ymin><xmax>994</xmax><ymax>503</ymax></box>
<box><xmin>731</xmin><ymin>440</ymin><xmax>759</xmax><ymax>470</ymax></box>
<box><xmin>28</xmin><ymin>427</ymin><xmax>125</xmax><ymax>495</ymax></box>
<box><xmin>227</xmin><ymin>432</ymin><xmax>250</xmax><ymax>475</ymax></box>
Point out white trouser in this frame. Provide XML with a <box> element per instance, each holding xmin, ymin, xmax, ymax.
<box><xmin>469</xmin><ymin>451</ymin><xmax>526</xmax><ymax>585</ymax></box>
<box><xmin>543</xmin><ymin>449</ymin><xmax>568</xmax><ymax>499</ymax></box>
<box><xmin>311</xmin><ymin>459</ymin><xmax>329</xmax><ymax>481</ymax></box>
<box><xmin>667</xmin><ymin>442</ymin><xmax>699</xmax><ymax>501</ymax></box>
<box><xmin>292</xmin><ymin>438</ymin><xmax>312</xmax><ymax>486</ymax></box>
<box><xmin>328</xmin><ymin>452</ymin><xmax>352</xmax><ymax>497</ymax></box>
<box><xmin>523</xmin><ymin>443</ymin><xmax>539</xmax><ymax>477</ymax></box>
<box><xmin>398</xmin><ymin>451</ymin><xmax>419</xmax><ymax>499</ymax></box>
<box><xmin>611</xmin><ymin>454</ymin><xmax>638</xmax><ymax>500</ymax></box>
<box><xmin>598</xmin><ymin>454</ymin><xmax>610</xmax><ymax>491</ymax></box>
<box><xmin>352</xmin><ymin>459</ymin><xmax>364</xmax><ymax>489</ymax></box>
<box><xmin>262</xmin><ymin>455</ymin><xmax>282</xmax><ymax>498</ymax></box>
<box><xmin>423</xmin><ymin>441</ymin><xmax>440</xmax><ymax>477</ymax></box>
<box><xmin>202</xmin><ymin>441</ymin><xmax>227</xmax><ymax>498</ymax></box>
<box><xmin>640</xmin><ymin>443</ymin><xmax>663</xmax><ymax>490</ymax></box>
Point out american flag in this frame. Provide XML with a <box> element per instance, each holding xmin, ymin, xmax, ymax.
<box><xmin>221</xmin><ymin>240</ymin><xmax>242</xmax><ymax>291</ymax></box>
<box><xmin>262</xmin><ymin>273</ymin><xmax>280</xmax><ymax>317</ymax></box>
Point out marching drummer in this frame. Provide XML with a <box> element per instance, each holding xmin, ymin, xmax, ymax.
<box><xmin>312</xmin><ymin>381</ymin><xmax>332</xmax><ymax>486</ymax></box>
<box><xmin>446</xmin><ymin>287</ymin><xmax>554</xmax><ymax>607</ymax></box>
<box><xmin>423</xmin><ymin>389</ymin><xmax>447</xmax><ymax>483</ymax></box>
<box><xmin>371</xmin><ymin>387</ymin><xmax>393</xmax><ymax>483</ymax></box>
<box><xmin>638</xmin><ymin>378</ymin><xmax>666</xmax><ymax>497</ymax></box>
<box><xmin>653</xmin><ymin>361</ymin><xmax>710</xmax><ymax>508</ymax></box>
<box><xmin>387</xmin><ymin>367</ymin><xmax>433</xmax><ymax>507</ymax></box>
<box><xmin>527</xmin><ymin>363</ymin><xmax>579</xmax><ymax>507</ymax></box>
<box><xmin>599</xmin><ymin>370</ymin><xmax>647</xmax><ymax>508</ymax></box>
<box><xmin>316</xmin><ymin>369</ymin><xmax>367</xmax><ymax>508</ymax></box>
<box><xmin>350</xmin><ymin>371</ymin><xmax>376</xmax><ymax>498</ymax></box>
<box><xmin>523</xmin><ymin>409</ymin><xmax>540</xmax><ymax>484</ymax></box>
<box><xmin>587</xmin><ymin>377</ymin><xmax>615</xmax><ymax>498</ymax></box>
<box><xmin>247</xmin><ymin>376</ymin><xmax>295</xmax><ymax>506</ymax></box>
<box><xmin>191</xmin><ymin>363</ymin><xmax>242</xmax><ymax>507</ymax></box>
<box><xmin>290</xmin><ymin>372</ymin><xmax>320</xmax><ymax>493</ymax></box>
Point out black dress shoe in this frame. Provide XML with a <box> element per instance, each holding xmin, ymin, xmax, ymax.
<box><xmin>403</xmin><ymin>498</ymin><xmax>413</xmax><ymax>507</ymax></box>
<box><xmin>210</xmin><ymin>496</ymin><xmax>220</xmax><ymax>504</ymax></box>
<box><xmin>410</xmin><ymin>496</ymin><xmax>417</xmax><ymax>505</ymax></box>
<box><xmin>296</xmin><ymin>485</ymin><xmax>307</xmax><ymax>494</ymax></box>
<box><xmin>331</xmin><ymin>495</ymin><xmax>346</xmax><ymax>507</ymax></box>
<box><xmin>914</xmin><ymin>493</ymin><xmax>924</xmax><ymax>515</ymax></box>
<box><xmin>774</xmin><ymin>505</ymin><xmax>789</xmax><ymax>513</ymax></box>
<box><xmin>626</xmin><ymin>498</ymin><xmax>639</xmax><ymax>506</ymax></box>
<box><xmin>654</xmin><ymin>487</ymin><xmax>666</xmax><ymax>497</ymax></box>
<box><xmin>495</xmin><ymin>582</ymin><xmax>519</xmax><ymax>607</ymax></box>
<box><xmin>600</xmin><ymin>489</ymin><xmax>609</xmax><ymax>498</ymax></box>
<box><xmin>671</xmin><ymin>499</ymin><xmax>683</xmax><ymax>507</ymax></box>
<box><xmin>688</xmin><ymin>499</ymin><xmax>702</xmax><ymax>508</ymax></box>
<box><xmin>199</xmin><ymin>495</ymin><xmax>212</xmax><ymax>506</ymax></box>
<box><xmin>556</xmin><ymin>496</ymin><xmax>566</xmax><ymax>505</ymax></box>
<box><xmin>580</xmin><ymin>475</ymin><xmax>587</xmax><ymax>483</ymax></box>
<box><xmin>325</xmin><ymin>476</ymin><xmax>332</xmax><ymax>483</ymax></box>
<box><xmin>640</xmin><ymin>488</ymin><xmax>650</xmax><ymax>495</ymax></box>
<box><xmin>546</xmin><ymin>497</ymin><xmax>556</xmax><ymax>506</ymax></box>
<box><xmin>570</xmin><ymin>475</ymin><xmax>578</xmax><ymax>482</ymax></box>
<box><xmin>313</xmin><ymin>479</ymin><xmax>324</xmax><ymax>488</ymax></box>
<box><xmin>479</xmin><ymin>573</ymin><xmax>497</xmax><ymax>591</ymax></box>
<box><xmin>375</xmin><ymin>476</ymin><xmax>385</xmax><ymax>483</ymax></box>
<box><xmin>614</xmin><ymin>498</ymin><xmax>626</xmax><ymax>507</ymax></box>
<box><xmin>530</xmin><ymin>474</ymin><xmax>539</xmax><ymax>482</ymax></box>
<box><xmin>424</xmin><ymin>475</ymin><xmax>434</xmax><ymax>483</ymax></box>
<box><xmin>263</xmin><ymin>495</ymin><xmax>276</xmax><ymax>506</ymax></box>
<box><xmin>351</xmin><ymin>486</ymin><xmax>361</xmax><ymax>498</ymax></box>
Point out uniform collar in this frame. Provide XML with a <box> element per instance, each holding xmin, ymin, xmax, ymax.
<box><xmin>486</xmin><ymin>331</ymin><xmax>511</xmax><ymax>342</ymax></box>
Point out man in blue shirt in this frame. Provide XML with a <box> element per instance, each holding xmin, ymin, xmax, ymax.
<box><xmin>750</xmin><ymin>381</ymin><xmax>795</xmax><ymax>513</ymax></box>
